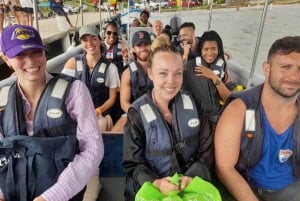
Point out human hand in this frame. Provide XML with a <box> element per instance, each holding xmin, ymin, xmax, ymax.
<box><xmin>183</xmin><ymin>42</ymin><xmax>192</xmax><ymax>56</ymax></box>
<box><xmin>0</xmin><ymin>197</ymin><xmax>4</xmax><ymax>201</ymax></box>
<box><xmin>33</xmin><ymin>196</ymin><xmax>46</xmax><ymax>201</ymax></box>
<box><xmin>179</xmin><ymin>176</ymin><xmax>193</xmax><ymax>190</ymax></box>
<box><xmin>194</xmin><ymin>65</ymin><xmax>217</xmax><ymax>81</ymax></box>
<box><xmin>153</xmin><ymin>177</ymin><xmax>180</xmax><ymax>195</ymax></box>
<box><xmin>95</xmin><ymin>108</ymin><xmax>102</xmax><ymax>117</ymax></box>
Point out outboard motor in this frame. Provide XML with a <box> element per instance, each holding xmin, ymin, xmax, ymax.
<box><xmin>169</xmin><ymin>16</ymin><xmax>182</xmax><ymax>45</ymax></box>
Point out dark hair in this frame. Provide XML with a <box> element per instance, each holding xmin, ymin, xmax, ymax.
<box><xmin>199</xmin><ymin>30</ymin><xmax>225</xmax><ymax>66</ymax></box>
<box><xmin>104</xmin><ymin>21</ymin><xmax>118</xmax><ymax>33</ymax></box>
<box><xmin>179</xmin><ymin>22</ymin><xmax>195</xmax><ymax>32</ymax></box>
<box><xmin>268</xmin><ymin>36</ymin><xmax>300</xmax><ymax>61</ymax></box>
<box><xmin>148</xmin><ymin>45</ymin><xmax>182</xmax><ymax>68</ymax></box>
<box><xmin>161</xmin><ymin>29</ymin><xmax>172</xmax><ymax>41</ymax></box>
<box><xmin>140</xmin><ymin>9</ymin><xmax>150</xmax><ymax>18</ymax></box>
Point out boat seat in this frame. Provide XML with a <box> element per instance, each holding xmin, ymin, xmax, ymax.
<box><xmin>98</xmin><ymin>132</ymin><xmax>126</xmax><ymax>201</ymax></box>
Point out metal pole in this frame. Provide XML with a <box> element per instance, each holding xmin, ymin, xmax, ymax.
<box><xmin>99</xmin><ymin>0</ymin><xmax>101</xmax><ymax>29</ymax></box>
<box><xmin>246</xmin><ymin>0</ymin><xmax>269</xmax><ymax>88</ymax></box>
<box><xmin>80</xmin><ymin>0</ymin><xmax>84</xmax><ymax>25</ymax></box>
<box><xmin>208</xmin><ymin>1</ymin><xmax>213</xmax><ymax>31</ymax></box>
<box><xmin>33</xmin><ymin>0</ymin><xmax>39</xmax><ymax>31</ymax></box>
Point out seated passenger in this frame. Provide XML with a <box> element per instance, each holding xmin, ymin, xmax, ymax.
<box><xmin>0</xmin><ymin>24</ymin><xmax>103</xmax><ymax>201</ymax></box>
<box><xmin>215</xmin><ymin>36</ymin><xmax>300</xmax><ymax>201</ymax></box>
<box><xmin>183</xmin><ymin>30</ymin><xmax>232</xmax><ymax>129</ymax></box>
<box><xmin>62</xmin><ymin>25</ymin><xmax>120</xmax><ymax>132</ymax></box>
<box><xmin>123</xmin><ymin>45</ymin><xmax>213</xmax><ymax>201</ymax></box>
<box><xmin>111</xmin><ymin>30</ymin><xmax>153</xmax><ymax>132</ymax></box>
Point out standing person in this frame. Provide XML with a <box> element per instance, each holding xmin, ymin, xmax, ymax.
<box><xmin>215</xmin><ymin>36</ymin><xmax>300</xmax><ymax>201</ymax></box>
<box><xmin>176</xmin><ymin>22</ymin><xmax>201</xmax><ymax>62</ymax></box>
<box><xmin>0</xmin><ymin>24</ymin><xmax>103</xmax><ymax>201</ymax></box>
<box><xmin>49</xmin><ymin>0</ymin><xmax>74</xmax><ymax>28</ymax></box>
<box><xmin>183</xmin><ymin>30</ymin><xmax>232</xmax><ymax>129</ymax></box>
<box><xmin>62</xmin><ymin>25</ymin><xmax>120</xmax><ymax>132</ymax></box>
<box><xmin>111</xmin><ymin>30</ymin><xmax>153</xmax><ymax>132</ymax></box>
<box><xmin>123</xmin><ymin>45</ymin><xmax>213</xmax><ymax>201</ymax></box>
<box><xmin>93</xmin><ymin>0</ymin><xmax>98</xmax><ymax>12</ymax></box>
<box><xmin>20</xmin><ymin>0</ymin><xmax>34</xmax><ymax>26</ymax></box>
<box><xmin>138</xmin><ymin>9</ymin><xmax>152</xmax><ymax>27</ymax></box>
<box><xmin>10</xmin><ymin>0</ymin><xmax>25</xmax><ymax>24</ymax></box>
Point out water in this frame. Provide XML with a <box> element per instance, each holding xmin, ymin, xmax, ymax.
<box><xmin>149</xmin><ymin>3</ymin><xmax>300</xmax><ymax>75</ymax></box>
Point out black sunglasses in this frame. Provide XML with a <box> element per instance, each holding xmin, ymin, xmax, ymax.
<box><xmin>106</xmin><ymin>31</ymin><xmax>118</xmax><ymax>36</ymax></box>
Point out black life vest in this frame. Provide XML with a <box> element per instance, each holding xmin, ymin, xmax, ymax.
<box><xmin>225</xmin><ymin>84</ymin><xmax>300</xmax><ymax>179</ymax></box>
<box><xmin>75</xmin><ymin>54</ymin><xmax>110</xmax><ymax>108</ymax></box>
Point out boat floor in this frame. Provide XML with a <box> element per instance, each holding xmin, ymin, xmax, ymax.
<box><xmin>98</xmin><ymin>177</ymin><xmax>126</xmax><ymax>201</ymax></box>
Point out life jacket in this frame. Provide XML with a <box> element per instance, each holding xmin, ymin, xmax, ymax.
<box><xmin>131</xmin><ymin>91</ymin><xmax>200</xmax><ymax>176</ymax></box>
<box><xmin>183</xmin><ymin>57</ymin><xmax>225</xmax><ymax>116</ymax></box>
<box><xmin>195</xmin><ymin>56</ymin><xmax>226</xmax><ymax>80</ymax></box>
<box><xmin>225</xmin><ymin>84</ymin><xmax>300</xmax><ymax>179</ymax></box>
<box><xmin>0</xmin><ymin>74</ymin><xmax>84</xmax><ymax>201</ymax></box>
<box><xmin>129</xmin><ymin>61</ymin><xmax>153</xmax><ymax>102</ymax></box>
<box><xmin>0</xmin><ymin>74</ymin><xmax>77</xmax><ymax>137</ymax></box>
<box><xmin>75</xmin><ymin>53</ymin><xmax>110</xmax><ymax>108</ymax></box>
<box><xmin>102</xmin><ymin>42</ymin><xmax>125</xmax><ymax>77</ymax></box>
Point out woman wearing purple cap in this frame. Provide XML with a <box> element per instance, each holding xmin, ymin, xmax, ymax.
<box><xmin>0</xmin><ymin>24</ymin><xmax>103</xmax><ymax>201</ymax></box>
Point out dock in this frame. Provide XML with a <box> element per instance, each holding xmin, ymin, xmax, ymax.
<box><xmin>37</xmin><ymin>12</ymin><xmax>108</xmax><ymax>45</ymax></box>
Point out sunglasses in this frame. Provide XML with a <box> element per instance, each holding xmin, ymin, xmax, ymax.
<box><xmin>106</xmin><ymin>31</ymin><xmax>118</xmax><ymax>36</ymax></box>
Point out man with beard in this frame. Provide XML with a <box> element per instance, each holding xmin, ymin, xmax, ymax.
<box><xmin>215</xmin><ymin>36</ymin><xmax>300</xmax><ymax>201</ymax></box>
<box><xmin>176</xmin><ymin>22</ymin><xmax>201</xmax><ymax>62</ymax></box>
<box><xmin>112</xmin><ymin>30</ymin><xmax>153</xmax><ymax>132</ymax></box>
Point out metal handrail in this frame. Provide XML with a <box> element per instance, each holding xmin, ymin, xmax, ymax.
<box><xmin>247</xmin><ymin>0</ymin><xmax>269</xmax><ymax>88</ymax></box>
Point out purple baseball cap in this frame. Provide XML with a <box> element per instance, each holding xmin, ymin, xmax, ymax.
<box><xmin>0</xmin><ymin>24</ymin><xmax>46</xmax><ymax>58</ymax></box>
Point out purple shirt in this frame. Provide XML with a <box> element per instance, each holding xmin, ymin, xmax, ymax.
<box><xmin>0</xmin><ymin>73</ymin><xmax>104</xmax><ymax>200</ymax></box>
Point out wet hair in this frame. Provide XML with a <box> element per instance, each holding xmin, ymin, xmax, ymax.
<box><xmin>178</xmin><ymin>22</ymin><xmax>195</xmax><ymax>32</ymax></box>
<box><xmin>148</xmin><ymin>45</ymin><xmax>182</xmax><ymax>68</ymax></box>
<box><xmin>199</xmin><ymin>30</ymin><xmax>226</xmax><ymax>65</ymax></box>
<box><xmin>267</xmin><ymin>36</ymin><xmax>300</xmax><ymax>61</ymax></box>
<box><xmin>140</xmin><ymin>9</ymin><xmax>150</xmax><ymax>18</ymax></box>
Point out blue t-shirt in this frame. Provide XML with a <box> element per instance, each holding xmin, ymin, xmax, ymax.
<box><xmin>249</xmin><ymin>108</ymin><xmax>296</xmax><ymax>190</ymax></box>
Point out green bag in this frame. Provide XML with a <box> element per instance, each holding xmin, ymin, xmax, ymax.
<box><xmin>181</xmin><ymin>176</ymin><xmax>222</xmax><ymax>201</ymax></box>
<box><xmin>135</xmin><ymin>173</ymin><xmax>222</xmax><ymax>201</ymax></box>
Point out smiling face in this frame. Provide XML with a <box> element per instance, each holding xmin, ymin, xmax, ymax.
<box><xmin>80</xmin><ymin>34</ymin><xmax>102</xmax><ymax>55</ymax></box>
<box><xmin>105</xmin><ymin>24</ymin><xmax>118</xmax><ymax>46</ymax></box>
<box><xmin>178</xmin><ymin>27</ymin><xmax>194</xmax><ymax>45</ymax></box>
<box><xmin>148</xmin><ymin>51</ymin><xmax>183</xmax><ymax>103</ymax></box>
<box><xmin>132</xmin><ymin>42</ymin><xmax>151</xmax><ymax>62</ymax></box>
<box><xmin>264</xmin><ymin>52</ymin><xmax>300</xmax><ymax>98</ymax></box>
<box><xmin>152</xmin><ymin>20</ymin><xmax>163</xmax><ymax>37</ymax></box>
<box><xmin>5</xmin><ymin>49</ymin><xmax>47</xmax><ymax>83</ymax></box>
<box><xmin>201</xmin><ymin>40</ymin><xmax>219</xmax><ymax>64</ymax></box>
